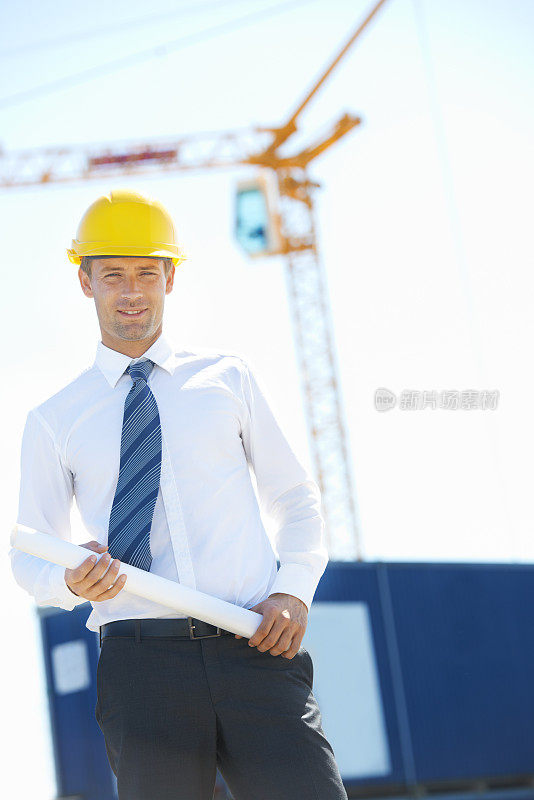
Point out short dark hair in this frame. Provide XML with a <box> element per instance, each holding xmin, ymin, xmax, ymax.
<box><xmin>80</xmin><ymin>255</ymin><xmax>173</xmax><ymax>279</ymax></box>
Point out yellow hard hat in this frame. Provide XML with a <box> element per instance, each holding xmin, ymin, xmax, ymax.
<box><xmin>66</xmin><ymin>189</ymin><xmax>187</xmax><ymax>267</ymax></box>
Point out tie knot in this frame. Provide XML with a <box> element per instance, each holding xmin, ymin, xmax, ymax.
<box><xmin>127</xmin><ymin>358</ymin><xmax>154</xmax><ymax>384</ymax></box>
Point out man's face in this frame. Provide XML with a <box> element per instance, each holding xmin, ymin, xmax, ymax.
<box><xmin>78</xmin><ymin>256</ymin><xmax>175</xmax><ymax>351</ymax></box>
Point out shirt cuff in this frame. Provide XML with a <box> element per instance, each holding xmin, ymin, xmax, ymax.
<box><xmin>268</xmin><ymin>563</ymin><xmax>321</xmax><ymax>613</ymax></box>
<box><xmin>48</xmin><ymin>562</ymin><xmax>88</xmax><ymax>611</ymax></box>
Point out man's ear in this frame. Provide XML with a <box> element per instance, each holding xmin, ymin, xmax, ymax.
<box><xmin>165</xmin><ymin>263</ymin><xmax>175</xmax><ymax>295</ymax></box>
<box><xmin>78</xmin><ymin>267</ymin><xmax>94</xmax><ymax>298</ymax></box>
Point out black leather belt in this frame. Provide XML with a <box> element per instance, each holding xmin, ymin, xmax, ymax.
<box><xmin>99</xmin><ymin>617</ymin><xmax>234</xmax><ymax>646</ymax></box>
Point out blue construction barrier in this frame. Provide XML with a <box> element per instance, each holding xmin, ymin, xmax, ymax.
<box><xmin>37</xmin><ymin>561</ymin><xmax>534</xmax><ymax>799</ymax></box>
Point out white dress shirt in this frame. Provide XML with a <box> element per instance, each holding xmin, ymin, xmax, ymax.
<box><xmin>10</xmin><ymin>332</ymin><xmax>328</xmax><ymax>632</ymax></box>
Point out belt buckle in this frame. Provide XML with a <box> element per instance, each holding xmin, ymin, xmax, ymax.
<box><xmin>188</xmin><ymin>616</ymin><xmax>221</xmax><ymax>639</ymax></box>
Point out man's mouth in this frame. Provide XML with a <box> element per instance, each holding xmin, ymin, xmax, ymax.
<box><xmin>117</xmin><ymin>309</ymin><xmax>147</xmax><ymax>318</ymax></box>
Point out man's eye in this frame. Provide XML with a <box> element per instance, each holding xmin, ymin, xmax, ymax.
<box><xmin>105</xmin><ymin>272</ymin><xmax>155</xmax><ymax>277</ymax></box>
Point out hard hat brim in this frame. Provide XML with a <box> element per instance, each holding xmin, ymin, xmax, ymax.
<box><xmin>67</xmin><ymin>243</ymin><xmax>186</xmax><ymax>267</ymax></box>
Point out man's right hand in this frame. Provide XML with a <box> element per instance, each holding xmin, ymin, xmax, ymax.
<box><xmin>64</xmin><ymin>541</ymin><xmax>127</xmax><ymax>601</ymax></box>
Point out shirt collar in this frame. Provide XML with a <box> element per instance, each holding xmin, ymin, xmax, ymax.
<box><xmin>94</xmin><ymin>332</ymin><xmax>176</xmax><ymax>388</ymax></box>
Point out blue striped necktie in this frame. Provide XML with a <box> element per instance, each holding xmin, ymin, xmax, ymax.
<box><xmin>107</xmin><ymin>358</ymin><xmax>162</xmax><ymax>571</ymax></box>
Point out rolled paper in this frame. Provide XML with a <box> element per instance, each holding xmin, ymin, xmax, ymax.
<box><xmin>11</xmin><ymin>524</ymin><xmax>263</xmax><ymax>638</ymax></box>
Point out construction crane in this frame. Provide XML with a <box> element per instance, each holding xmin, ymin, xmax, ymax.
<box><xmin>0</xmin><ymin>0</ymin><xmax>390</xmax><ymax>561</ymax></box>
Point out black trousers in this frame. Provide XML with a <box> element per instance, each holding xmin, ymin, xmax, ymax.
<box><xmin>95</xmin><ymin>621</ymin><xmax>348</xmax><ymax>800</ymax></box>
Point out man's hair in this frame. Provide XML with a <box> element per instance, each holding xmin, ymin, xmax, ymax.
<box><xmin>80</xmin><ymin>255</ymin><xmax>173</xmax><ymax>279</ymax></box>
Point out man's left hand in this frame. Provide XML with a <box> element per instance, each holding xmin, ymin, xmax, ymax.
<box><xmin>235</xmin><ymin>593</ymin><xmax>308</xmax><ymax>659</ymax></box>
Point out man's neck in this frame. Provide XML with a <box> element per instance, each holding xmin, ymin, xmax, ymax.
<box><xmin>101</xmin><ymin>329</ymin><xmax>162</xmax><ymax>359</ymax></box>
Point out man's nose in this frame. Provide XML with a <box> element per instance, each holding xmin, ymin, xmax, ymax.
<box><xmin>121</xmin><ymin>276</ymin><xmax>144</xmax><ymax>298</ymax></box>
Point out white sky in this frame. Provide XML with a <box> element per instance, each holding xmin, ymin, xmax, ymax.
<box><xmin>1</xmin><ymin>0</ymin><xmax>533</xmax><ymax>796</ymax></box>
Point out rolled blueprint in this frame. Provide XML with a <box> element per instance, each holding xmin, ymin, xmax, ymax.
<box><xmin>11</xmin><ymin>524</ymin><xmax>263</xmax><ymax>638</ymax></box>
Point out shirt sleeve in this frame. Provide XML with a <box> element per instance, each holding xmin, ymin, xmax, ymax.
<box><xmin>9</xmin><ymin>408</ymin><xmax>87</xmax><ymax>611</ymax></box>
<box><xmin>238</xmin><ymin>358</ymin><xmax>328</xmax><ymax>612</ymax></box>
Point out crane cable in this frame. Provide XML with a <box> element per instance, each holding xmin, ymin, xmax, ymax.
<box><xmin>412</xmin><ymin>0</ymin><xmax>514</xmax><ymax>553</ymax></box>
<box><xmin>0</xmin><ymin>0</ymin><xmax>317</xmax><ymax>111</ymax></box>
<box><xmin>0</xmin><ymin>0</ymin><xmax>251</xmax><ymax>59</ymax></box>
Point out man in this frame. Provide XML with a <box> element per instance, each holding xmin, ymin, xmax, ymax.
<box><xmin>11</xmin><ymin>189</ymin><xmax>348</xmax><ymax>800</ymax></box>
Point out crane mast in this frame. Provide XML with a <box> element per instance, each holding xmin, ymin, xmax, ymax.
<box><xmin>276</xmin><ymin>167</ymin><xmax>362</xmax><ymax>558</ymax></box>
